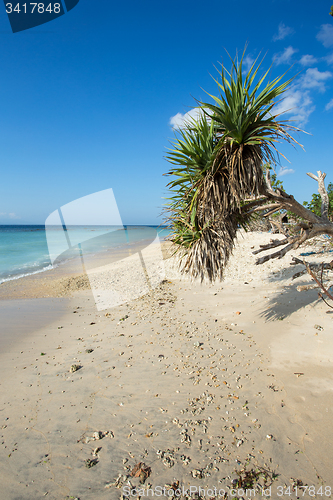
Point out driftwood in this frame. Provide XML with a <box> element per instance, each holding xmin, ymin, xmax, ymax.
<box><xmin>290</xmin><ymin>256</ymin><xmax>333</xmax><ymax>308</ymax></box>
<box><xmin>248</xmin><ymin>170</ymin><xmax>333</xmax><ymax>264</ymax></box>
<box><xmin>248</xmin><ymin>170</ymin><xmax>333</xmax><ymax>308</ymax></box>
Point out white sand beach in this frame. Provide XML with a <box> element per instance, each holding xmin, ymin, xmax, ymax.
<box><xmin>0</xmin><ymin>231</ymin><xmax>332</xmax><ymax>499</ymax></box>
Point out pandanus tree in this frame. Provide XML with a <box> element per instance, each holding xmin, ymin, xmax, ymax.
<box><xmin>164</xmin><ymin>51</ymin><xmax>333</xmax><ymax>282</ymax></box>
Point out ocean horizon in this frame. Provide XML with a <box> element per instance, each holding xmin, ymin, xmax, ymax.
<box><xmin>0</xmin><ymin>224</ymin><xmax>170</xmax><ymax>285</ymax></box>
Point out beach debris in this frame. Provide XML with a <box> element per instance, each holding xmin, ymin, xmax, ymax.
<box><xmin>119</xmin><ymin>315</ymin><xmax>129</xmax><ymax>322</ymax></box>
<box><xmin>291</xmin><ymin>478</ymin><xmax>304</xmax><ymax>489</ymax></box>
<box><xmin>40</xmin><ymin>352</ymin><xmax>46</xmax><ymax>356</ymax></box>
<box><xmin>180</xmin><ymin>454</ymin><xmax>191</xmax><ymax>465</ymax></box>
<box><xmin>268</xmin><ymin>384</ymin><xmax>279</xmax><ymax>392</ymax></box>
<box><xmin>234</xmin><ymin>465</ymin><xmax>278</xmax><ymax>489</ymax></box>
<box><xmin>191</xmin><ymin>468</ymin><xmax>204</xmax><ymax>479</ymax></box>
<box><xmin>294</xmin><ymin>372</ymin><xmax>304</xmax><ymax>378</ymax></box>
<box><xmin>180</xmin><ymin>429</ymin><xmax>191</xmax><ymax>444</ymax></box>
<box><xmin>130</xmin><ymin>462</ymin><xmax>151</xmax><ymax>483</ymax></box>
<box><xmin>157</xmin><ymin>449</ymin><xmax>176</xmax><ymax>468</ymax></box>
<box><xmin>70</xmin><ymin>364</ymin><xmax>81</xmax><ymax>373</ymax></box>
<box><xmin>85</xmin><ymin>458</ymin><xmax>98</xmax><ymax>468</ymax></box>
<box><xmin>314</xmin><ymin>324</ymin><xmax>323</xmax><ymax>331</ymax></box>
<box><xmin>85</xmin><ymin>348</ymin><xmax>94</xmax><ymax>353</ymax></box>
<box><xmin>92</xmin><ymin>447</ymin><xmax>102</xmax><ymax>457</ymax></box>
<box><xmin>81</xmin><ymin>430</ymin><xmax>114</xmax><ymax>443</ymax></box>
<box><xmin>105</xmin><ymin>474</ymin><xmax>126</xmax><ymax>489</ymax></box>
<box><xmin>164</xmin><ymin>481</ymin><xmax>180</xmax><ymax>494</ymax></box>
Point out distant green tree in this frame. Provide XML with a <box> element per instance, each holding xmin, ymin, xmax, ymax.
<box><xmin>330</xmin><ymin>5</ymin><xmax>333</xmax><ymax>16</ymax></box>
<box><xmin>303</xmin><ymin>182</ymin><xmax>333</xmax><ymax>220</ymax></box>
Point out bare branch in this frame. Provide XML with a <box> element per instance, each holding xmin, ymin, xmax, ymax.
<box><xmin>254</xmin><ymin>228</ymin><xmax>313</xmax><ymax>264</ymax></box>
<box><xmin>306</xmin><ymin>170</ymin><xmax>329</xmax><ymax>221</ymax></box>
<box><xmin>253</xmin><ymin>235</ymin><xmax>300</xmax><ymax>255</ymax></box>
<box><xmin>251</xmin><ymin>203</ymin><xmax>282</xmax><ymax>213</ymax></box>
<box><xmin>304</xmin><ymin>260</ymin><xmax>333</xmax><ymax>305</ymax></box>
<box><xmin>259</xmin><ymin>178</ymin><xmax>321</xmax><ymax>224</ymax></box>
<box><xmin>291</xmin><ymin>256</ymin><xmax>333</xmax><ymax>278</ymax></box>
<box><xmin>250</xmin><ymin>171</ymin><xmax>333</xmax><ymax>264</ymax></box>
<box><xmin>306</xmin><ymin>172</ymin><xmax>321</xmax><ymax>181</ymax></box>
<box><xmin>265</xmin><ymin>167</ymin><xmax>273</xmax><ymax>192</ymax></box>
<box><xmin>241</xmin><ymin>197</ymin><xmax>272</xmax><ymax>212</ymax></box>
<box><xmin>255</xmin><ymin>240</ymin><xmax>303</xmax><ymax>264</ymax></box>
<box><xmin>289</xmin><ymin>256</ymin><xmax>333</xmax><ymax>307</ymax></box>
<box><xmin>264</xmin><ymin>206</ymin><xmax>284</xmax><ymax>218</ymax></box>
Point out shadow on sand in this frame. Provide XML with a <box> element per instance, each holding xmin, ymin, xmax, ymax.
<box><xmin>258</xmin><ymin>259</ymin><xmax>326</xmax><ymax>321</ymax></box>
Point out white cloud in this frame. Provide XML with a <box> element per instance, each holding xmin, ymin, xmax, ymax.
<box><xmin>278</xmin><ymin>166</ymin><xmax>295</xmax><ymax>176</ymax></box>
<box><xmin>242</xmin><ymin>55</ymin><xmax>255</xmax><ymax>73</ymax></box>
<box><xmin>0</xmin><ymin>212</ymin><xmax>20</xmax><ymax>219</ymax></box>
<box><xmin>274</xmin><ymin>88</ymin><xmax>315</xmax><ymax>126</ymax></box>
<box><xmin>300</xmin><ymin>67</ymin><xmax>332</xmax><ymax>93</ymax></box>
<box><xmin>317</xmin><ymin>24</ymin><xmax>333</xmax><ymax>48</ymax></box>
<box><xmin>169</xmin><ymin>108</ymin><xmax>208</xmax><ymax>129</ymax></box>
<box><xmin>272</xmin><ymin>67</ymin><xmax>332</xmax><ymax>125</ymax></box>
<box><xmin>325</xmin><ymin>98</ymin><xmax>333</xmax><ymax>111</ymax></box>
<box><xmin>325</xmin><ymin>53</ymin><xmax>333</xmax><ymax>65</ymax></box>
<box><xmin>299</xmin><ymin>54</ymin><xmax>318</xmax><ymax>66</ymax></box>
<box><xmin>273</xmin><ymin>46</ymin><xmax>298</xmax><ymax>65</ymax></box>
<box><xmin>273</xmin><ymin>23</ymin><xmax>294</xmax><ymax>41</ymax></box>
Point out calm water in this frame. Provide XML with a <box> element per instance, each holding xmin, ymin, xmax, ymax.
<box><xmin>0</xmin><ymin>225</ymin><xmax>170</xmax><ymax>284</ymax></box>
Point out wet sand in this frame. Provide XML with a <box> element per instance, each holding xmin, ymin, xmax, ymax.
<box><xmin>0</xmin><ymin>231</ymin><xmax>332</xmax><ymax>499</ymax></box>
<box><xmin>0</xmin><ymin>298</ymin><xmax>70</xmax><ymax>353</ymax></box>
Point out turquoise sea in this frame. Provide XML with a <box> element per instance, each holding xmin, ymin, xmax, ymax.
<box><xmin>0</xmin><ymin>225</ymin><xmax>170</xmax><ymax>284</ymax></box>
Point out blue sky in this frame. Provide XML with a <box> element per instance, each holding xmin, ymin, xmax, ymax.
<box><xmin>0</xmin><ymin>0</ymin><xmax>332</xmax><ymax>225</ymax></box>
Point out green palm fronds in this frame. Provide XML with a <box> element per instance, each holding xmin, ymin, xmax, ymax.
<box><xmin>164</xmin><ymin>50</ymin><xmax>303</xmax><ymax>281</ymax></box>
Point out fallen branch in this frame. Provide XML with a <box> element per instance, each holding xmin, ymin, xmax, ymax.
<box><xmin>251</xmin><ymin>171</ymin><xmax>333</xmax><ymax>264</ymax></box>
<box><xmin>290</xmin><ymin>256</ymin><xmax>333</xmax><ymax>307</ymax></box>
<box><xmin>291</xmin><ymin>256</ymin><xmax>333</xmax><ymax>274</ymax></box>
<box><xmin>303</xmin><ymin>260</ymin><xmax>333</xmax><ymax>308</ymax></box>
<box><xmin>254</xmin><ymin>232</ymin><xmax>310</xmax><ymax>264</ymax></box>
<box><xmin>253</xmin><ymin>236</ymin><xmax>300</xmax><ymax>255</ymax></box>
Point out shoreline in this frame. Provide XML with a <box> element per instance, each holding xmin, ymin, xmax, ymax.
<box><xmin>0</xmin><ymin>225</ymin><xmax>169</xmax><ymax>288</ymax></box>
<box><xmin>0</xmin><ymin>231</ymin><xmax>332</xmax><ymax>498</ymax></box>
<box><xmin>0</xmin><ymin>236</ymin><xmax>170</xmax><ymax>301</ymax></box>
